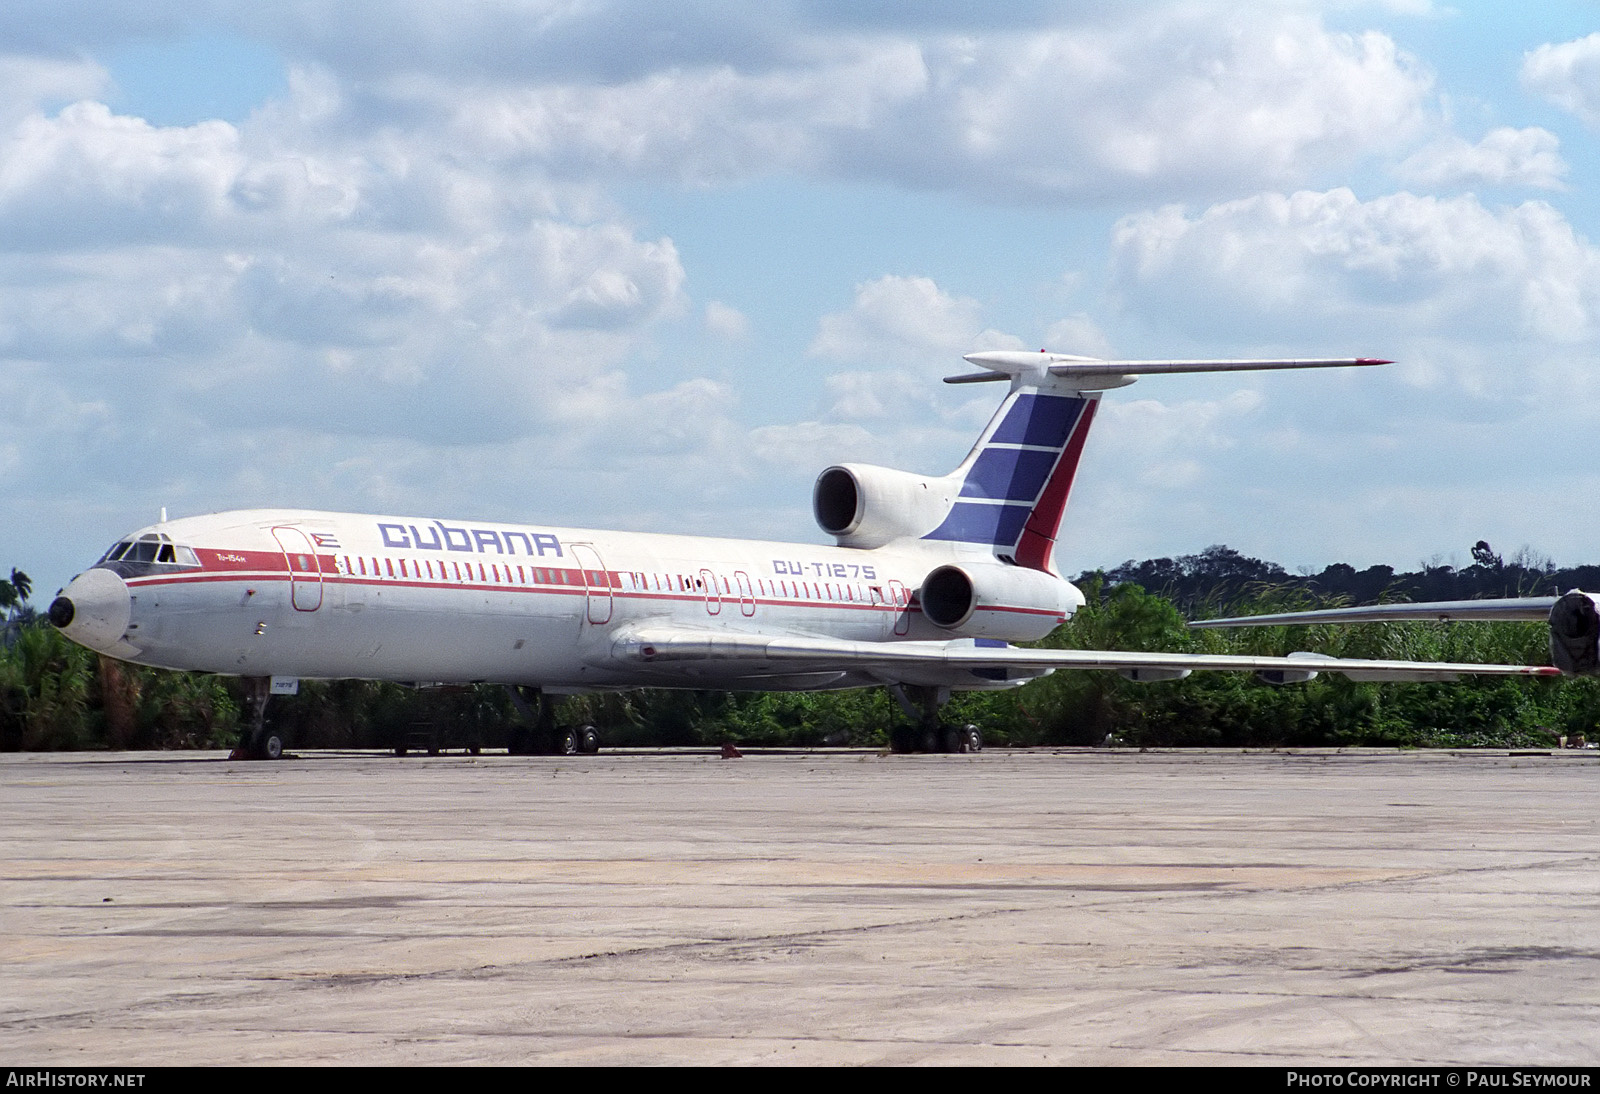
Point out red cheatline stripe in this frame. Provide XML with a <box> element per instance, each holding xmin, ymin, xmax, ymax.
<box><xmin>128</xmin><ymin>571</ymin><xmax>1064</xmax><ymax>618</ymax></box>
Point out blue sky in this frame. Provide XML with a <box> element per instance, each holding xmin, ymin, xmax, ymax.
<box><xmin>5</xmin><ymin>1</ymin><xmax>1600</xmax><ymax>601</ymax></box>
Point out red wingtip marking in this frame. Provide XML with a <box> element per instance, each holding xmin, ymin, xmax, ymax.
<box><xmin>1357</xmin><ymin>358</ymin><xmax>1393</xmax><ymax>365</ymax></box>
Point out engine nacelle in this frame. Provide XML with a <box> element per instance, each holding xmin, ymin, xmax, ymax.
<box><xmin>814</xmin><ymin>464</ymin><xmax>957</xmax><ymax>549</ymax></box>
<box><xmin>918</xmin><ymin>564</ymin><xmax>1082</xmax><ymax>642</ymax></box>
<box><xmin>1550</xmin><ymin>590</ymin><xmax>1600</xmax><ymax>675</ymax></box>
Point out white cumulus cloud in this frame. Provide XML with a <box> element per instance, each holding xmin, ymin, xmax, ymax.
<box><xmin>1522</xmin><ymin>33</ymin><xmax>1600</xmax><ymax>128</ymax></box>
<box><xmin>422</xmin><ymin>8</ymin><xmax>1433</xmax><ymax>202</ymax></box>
<box><xmin>810</xmin><ymin>275</ymin><xmax>984</xmax><ymax>365</ymax></box>
<box><xmin>1111</xmin><ymin>188</ymin><xmax>1600</xmax><ymax>346</ymax></box>
<box><xmin>1396</xmin><ymin>127</ymin><xmax>1566</xmax><ymax>190</ymax></box>
<box><xmin>704</xmin><ymin>299</ymin><xmax>749</xmax><ymax>341</ymax></box>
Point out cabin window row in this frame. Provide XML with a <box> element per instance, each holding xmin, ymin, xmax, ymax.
<box><xmin>331</xmin><ymin>555</ymin><xmax>886</xmax><ymax>606</ymax></box>
<box><xmin>335</xmin><ymin>556</ymin><xmax>605</xmax><ymax>587</ymax></box>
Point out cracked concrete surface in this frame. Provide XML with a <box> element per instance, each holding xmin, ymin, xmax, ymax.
<box><xmin>2</xmin><ymin>747</ymin><xmax>1597</xmax><ymax>1065</ymax></box>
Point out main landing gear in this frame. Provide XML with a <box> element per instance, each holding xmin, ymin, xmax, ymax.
<box><xmin>886</xmin><ymin>684</ymin><xmax>983</xmax><ymax>754</ymax></box>
<box><xmin>234</xmin><ymin>676</ymin><xmax>287</xmax><ymax>760</ymax></box>
<box><xmin>506</xmin><ymin>687</ymin><xmax>601</xmax><ymax>756</ymax></box>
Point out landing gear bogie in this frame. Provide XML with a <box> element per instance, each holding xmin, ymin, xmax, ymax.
<box><xmin>551</xmin><ymin>723</ymin><xmax>599</xmax><ymax>755</ymax></box>
<box><xmin>505</xmin><ymin>687</ymin><xmax>601</xmax><ymax>756</ymax></box>
<box><xmin>886</xmin><ymin>684</ymin><xmax>985</xmax><ymax>754</ymax></box>
<box><xmin>886</xmin><ymin>720</ymin><xmax>983</xmax><ymax>754</ymax></box>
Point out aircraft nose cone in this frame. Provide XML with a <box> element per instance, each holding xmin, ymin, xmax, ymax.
<box><xmin>53</xmin><ymin>568</ymin><xmax>134</xmax><ymax>656</ymax></box>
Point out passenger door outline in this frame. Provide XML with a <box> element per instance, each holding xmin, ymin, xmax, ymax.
<box><xmin>271</xmin><ymin>526</ymin><xmax>324</xmax><ymax>612</ymax></box>
<box><xmin>570</xmin><ymin>543</ymin><xmax>612</xmax><ymax>624</ymax></box>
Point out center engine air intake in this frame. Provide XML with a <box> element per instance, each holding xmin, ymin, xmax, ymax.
<box><xmin>813</xmin><ymin>464</ymin><xmax>957</xmax><ymax>548</ymax></box>
<box><xmin>813</xmin><ymin>467</ymin><xmax>862</xmax><ymax>536</ymax></box>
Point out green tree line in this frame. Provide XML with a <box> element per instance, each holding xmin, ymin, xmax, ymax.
<box><xmin>4</xmin><ymin>553</ymin><xmax>1595</xmax><ymax>752</ymax></box>
<box><xmin>1090</xmin><ymin>540</ymin><xmax>1581</xmax><ymax>614</ymax></box>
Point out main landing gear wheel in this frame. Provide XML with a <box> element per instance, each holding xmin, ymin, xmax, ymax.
<box><xmin>505</xmin><ymin>688</ymin><xmax>602</xmax><ymax>757</ymax></box>
<box><xmin>885</xmin><ymin>685</ymin><xmax>984</xmax><ymax>754</ymax></box>
<box><xmin>886</xmin><ymin>722</ymin><xmax>981</xmax><ymax>754</ymax></box>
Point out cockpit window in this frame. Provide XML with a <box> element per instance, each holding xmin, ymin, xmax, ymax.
<box><xmin>96</xmin><ymin>533</ymin><xmax>200</xmax><ymax>574</ymax></box>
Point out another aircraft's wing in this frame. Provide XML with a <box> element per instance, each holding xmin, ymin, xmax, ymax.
<box><xmin>606</xmin><ymin>625</ymin><xmax>1560</xmax><ymax>684</ymax></box>
<box><xmin>1188</xmin><ymin>598</ymin><xmax>1560</xmax><ymax>629</ymax></box>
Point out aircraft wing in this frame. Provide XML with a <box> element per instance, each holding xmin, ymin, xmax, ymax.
<box><xmin>1189</xmin><ymin>598</ymin><xmax>1560</xmax><ymax>628</ymax></box>
<box><xmin>607</xmin><ymin>626</ymin><xmax>1560</xmax><ymax>683</ymax></box>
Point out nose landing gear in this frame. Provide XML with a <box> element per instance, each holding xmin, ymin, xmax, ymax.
<box><xmin>233</xmin><ymin>676</ymin><xmax>287</xmax><ymax>760</ymax></box>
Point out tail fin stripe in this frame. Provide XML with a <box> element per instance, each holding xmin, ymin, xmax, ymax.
<box><xmin>923</xmin><ymin>503</ymin><xmax>1031</xmax><ymax>547</ymax></box>
<box><xmin>988</xmin><ymin>393</ymin><xmax>1084</xmax><ymax>447</ymax></box>
<box><xmin>958</xmin><ymin>447</ymin><xmax>1060</xmax><ymax>502</ymax></box>
<box><xmin>919</xmin><ymin>385</ymin><xmax>1097</xmax><ymax>567</ymax></box>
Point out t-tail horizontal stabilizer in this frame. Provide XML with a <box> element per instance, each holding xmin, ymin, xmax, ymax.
<box><xmin>947</xmin><ymin>351</ymin><xmax>1390</xmax><ymax>390</ymax></box>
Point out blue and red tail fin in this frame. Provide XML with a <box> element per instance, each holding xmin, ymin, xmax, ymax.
<box><xmin>921</xmin><ymin>386</ymin><xmax>1099</xmax><ymax>572</ymax></box>
<box><xmin>924</xmin><ymin>351</ymin><xmax>1389</xmax><ymax>572</ymax></box>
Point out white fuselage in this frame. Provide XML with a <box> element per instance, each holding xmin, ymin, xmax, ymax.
<box><xmin>71</xmin><ymin>508</ymin><xmax>1082</xmax><ymax>693</ymax></box>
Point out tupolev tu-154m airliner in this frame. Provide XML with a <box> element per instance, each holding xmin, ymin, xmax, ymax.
<box><xmin>49</xmin><ymin>350</ymin><xmax>1560</xmax><ymax>759</ymax></box>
